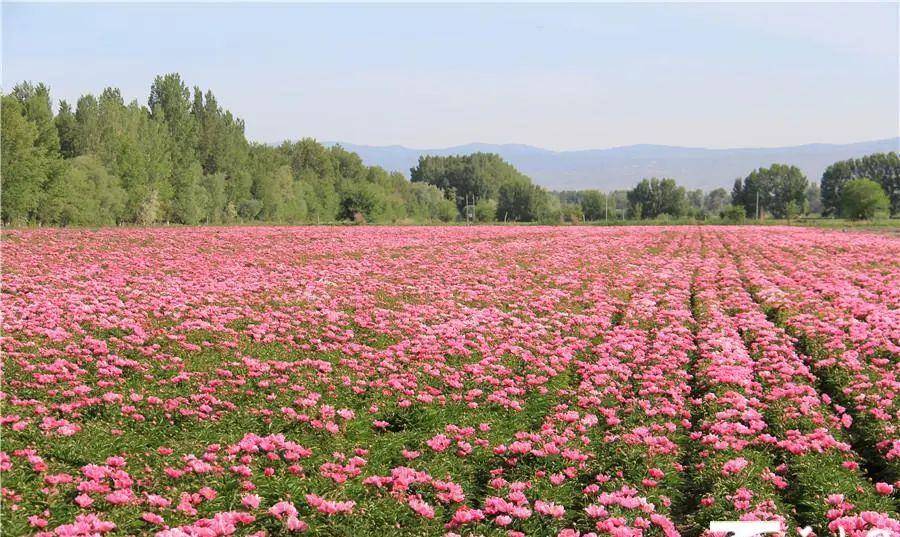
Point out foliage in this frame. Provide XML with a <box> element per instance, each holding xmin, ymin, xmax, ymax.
<box><xmin>732</xmin><ymin>164</ymin><xmax>808</xmax><ymax>219</ymax></box>
<box><xmin>404</xmin><ymin>182</ymin><xmax>457</xmax><ymax>223</ymax></box>
<box><xmin>237</xmin><ymin>198</ymin><xmax>263</xmax><ymax>220</ymax></box>
<box><xmin>1</xmin><ymin>76</ymin><xmax>470</xmax><ymax>226</ymax></box>
<box><xmin>4</xmin><ymin>74</ymin><xmax>895</xmax><ymax>227</ymax></box>
<box><xmin>626</xmin><ymin>177</ymin><xmax>687</xmax><ymax>219</ymax></box>
<box><xmin>840</xmin><ymin>178</ymin><xmax>890</xmax><ymax>220</ymax></box>
<box><xmin>496</xmin><ymin>176</ymin><xmax>553</xmax><ymax>222</ymax></box>
<box><xmin>703</xmin><ymin>187</ymin><xmax>730</xmax><ymax>216</ymax></box>
<box><xmin>473</xmin><ymin>198</ymin><xmax>498</xmax><ymax>222</ymax></box>
<box><xmin>38</xmin><ymin>155</ymin><xmax>126</xmax><ymax>226</ymax></box>
<box><xmin>579</xmin><ymin>190</ymin><xmax>607</xmax><ymax>221</ymax></box>
<box><xmin>1</xmin><ymin>94</ymin><xmax>60</xmax><ymax>224</ymax></box>
<box><xmin>720</xmin><ymin>204</ymin><xmax>746</xmax><ymax>222</ymax></box>
<box><xmin>805</xmin><ymin>182</ymin><xmax>823</xmax><ymax>215</ymax></box>
<box><xmin>338</xmin><ymin>181</ymin><xmax>386</xmax><ymax>222</ymax></box>
<box><xmin>687</xmin><ymin>188</ymin><xmax>704</xmax><ymax>216</ymax></box>
<box><xmin>821</xmin><ymin>153</ymin><xmax>899</xmax><ymax>216</ymax></box>
<box><xmin>558</xmin><ymin>201</ymin><xmax>583</xmax><ymax>223</ymax></box>
<box><xmin>410</xmin><ymin>153</ymin><xmax>554</xmax><ymax>220</ymax></box>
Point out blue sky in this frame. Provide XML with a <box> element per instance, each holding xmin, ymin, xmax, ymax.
<box><xmin>3</xmin><ymin>3</ymin><xmax>898</xmax><ymax>150</ymax></box>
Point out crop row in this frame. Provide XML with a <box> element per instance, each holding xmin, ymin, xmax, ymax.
<box><xmin>1</xmin><ymin>226</ymin><xmax>897</xmax><ymax>537</ymax></box>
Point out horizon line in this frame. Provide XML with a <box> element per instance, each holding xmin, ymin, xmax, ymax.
<box><xmin>311</xmin><ymin>136</ymin><xmax>900</xmax><ymax>154</ymax></box>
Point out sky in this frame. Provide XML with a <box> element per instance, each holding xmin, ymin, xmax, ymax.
<box><xmin>3</xmin><ymin>2</ymin><xmax>898</xmax><ymax>151</ymax></box>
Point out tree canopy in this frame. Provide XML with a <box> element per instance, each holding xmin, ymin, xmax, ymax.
<box><xmin>821</xmin><ymin>153</ymin><xmax>899</xmax><ymax>217</ymax></box>
<box><xmin>3</xmin><ymin>74</ymin><xmax>896</xmax><ymax>227</ymax></box>
<box><xmin>840</xmin><ymin>178</ymin><xmax>890</xmax><ymax>220</ymax></box>
<box><xmin>626</xmin><ymin>178</ymin><xmax>687</xmax><ymax>219</ymax></box>
<box><xmin>732</xmin><ymin>164</ymin><xmax>807</xmax><ymax>219</ymax></box>
<box><xmin>410</xmin><ymin>153</ymin><xmax>558</xmax><ymax>222</ymax></box>
<box><xmin>1</xmin><ymin>75</ymin><xmax>456</xmax><ymax>226</ymax></box>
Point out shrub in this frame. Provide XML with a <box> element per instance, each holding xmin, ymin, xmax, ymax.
<box><xmin>720</xmin><ymin>204</ymin><xmax>746</xmax><ymax>223</ymax></box>
<box><xmin>473</xmin><ymin>198</ymin><xmax>498</xmax><ymax>222</ymax></box>
<box><xmin>840</xmin><ymin>178</ymin><xmax>889</xmax><ymax>220</ymax></box>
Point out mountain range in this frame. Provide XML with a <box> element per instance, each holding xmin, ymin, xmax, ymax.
<box><xmin>326</xmin><ymin>137</ymin><xmax>899</xmax><ymax>191</ymax></box>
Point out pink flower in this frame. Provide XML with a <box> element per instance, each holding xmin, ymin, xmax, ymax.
<box><xmin>242</xmin><ymin>494</ymin><xmax>261</xmax><ymax>509</ymax></box>
<box><xmin>408</xmin><ymin>496</ymin><xmax>435</xmax><ymax>519</ymax></box>
<box><xmin>286</xmin><ymin>515</ymin><xmax>308</xmax><ymax>532</ymax></box>
<box><xmin>305</xmin><ymin>493</ymin><xmax>355</xmax><ymax>514</ymax></box>
<box><xmin>722</xmin><ymin>457</ymin><xmax>749</xmax><ymax>476</ymax></box>
<box><xmin>426</xmin><ymin>434</ymin><xmax>451</xmax><ymax>453</ymax></box>
<box><xmin>141</xmin><ymin>512</ymin><xmax>165</xmax><ymax>525</ymax></box>
<box><xmin>269</xmin><ymin>500</ymin><xmax>298</xmax><ymax>519</ymax></box>
<box><xmin>535</xmin><ymin>500</ymin><xmax>565</xmax><ymax>518</ymax></box>
<box><xmin>447</xmin><ymin>506</ymin><xmax>485</xmax><ymax>528</ymax></box>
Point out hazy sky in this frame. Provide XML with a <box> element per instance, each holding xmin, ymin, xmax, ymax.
<box><xmin>3</xmin><ymin>3</ymin><xmax>898</xmax><ymax>151</ymax></box>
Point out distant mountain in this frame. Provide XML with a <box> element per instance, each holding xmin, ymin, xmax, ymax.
<box><xmin>325</xmin><ymin>138</ymin><xmax>900</xmax><ymax>191</ymax></box>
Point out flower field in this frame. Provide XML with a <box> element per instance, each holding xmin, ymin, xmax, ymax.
<box><xmin>2</xmin><ymin>226</ymin><xmax>898</xmax><ymax>537</ymax></box>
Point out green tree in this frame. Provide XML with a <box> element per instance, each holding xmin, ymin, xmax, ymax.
<box><xmin>731</xmin><ymin>177</ymin><xmax>746</xmax><ymax>215</ymax></box>
<box><xmin>703</xmin><ymin>188</ymin><xmax>730</xmax><ymax>216</ymax></box>
<box><xmin>277</xmin><ymin>139</ymin><xmax>340</xmax><ymax>222</ymax></box>
<box><xmin>170</xmin><ymin>162</ymin><xmax>206</xmax><ymax>225</ymax></box>
<box><xmin>687</xmin><ymin>189</ymin><xmax>704</xmax><ymax>216</ymax></box>
<box><xmin>405</xmin><ymin>182</ymin><xmax>457</xmax><ymax>222</ymax></box>
<box><xmin>580</xmin><ymin>190</ymin><xmax>608</xmax><ymax>221</ymax></box>
<box><xmin>74</xmin><ymin>94</ymin><xmax>102</xmax><ymax>155</ymax></box>
<box><xmin>805</xmin><ymin>182</ymin><xmax>823</xmax><ymax>215</ymax></box>
<box><xmin>12</xmin><ymin>82</ymin><xmax>60</xmax><ymax>154</ymax></box>
<box><xmin>256</xmin><ymin>165</ymin><xmax>308</xmax><ymax>222</ymax></box>
<box><xmin>149</xmin><ymin>73</ymin><xmax>197</xmax><ymax>156</ymax></box>
<box><xmin>536</xmin><ymin>192</ymin><xmax>560</xmax><ymax>223</ymax></box>
<box><xmin>40</xmin><ymin>155</ymin><xmax>125</xmax><ymax>226</ymax></box>
<box><xmin>338</xmin><ymin>182</ymin><xmax>386</xmax><ymax>222</ymax></box>
<box><xmin>496</xmin><ymin>176</ymin><xmax>552</xmax><ymax>222</ymax></box>
<box><xmin>734</xmin><ymin>164</ymin><xmax>807</xmax><ymax>219</ymax></box>
<box><xmin>137</xmin><ymin>189</ymin><xmax>161</xmax><ymax>226</ymax></box>
<box><xmin>192</xmin><ymin>88</ymin><xmax>252</xmax><ymax>205</ymax></box>
<box><xmin>55</xmin><ymin>100</ymin><xmax>78</xmax><ymax>158</ymax></box>
<box><xmin>840</xmin><ymin>178</ymin><xmax>889</xmax><ymax>220</ymax></box>
<box><xmin>237</xmin><ymin>199</ymin><xmax>263</xmax><ymax>220</ymax></box>
<box><xmin>626</xmin><ymin>178</ymin><xmax>687</xmax><ymax>219</ymax></box>
<box><xmin>149</xmin><ymin>74</ymin><xmax>204</xmax><ymax>223</ymax></box>
<box><xmin>8</xmin><ymin>74</ymin><xmax>745</xmax><ymax>228</ymax></box>
<box><xmin>69</xmin><ymin>88</ymin><xmax>175</xmax><ymax>223</ymax></box>
<box><xmin>200</xmin><ymin>172</ymin><xmax>228</xmax><ymax>223</ymax></box>
<box><xmin>1</xmin><ymin>94</ymin><xmax>55</xmax><ymax>224</ymax></box>
<box><xmin>110</xmin><ymin>101</ymin><xmax>174</xmax><ymax>222</ymax></box>
<box><xmin>411</xmin><ymin>153</ymin><xmax>532</xmax><ymax>216</ymax></box>
<box><xmin>770</xmin><ymin>165</ymin><xmax>808</xmax><ymax>218</ymax></box>
<box><xmin>559</xmin><ymin>201</ymin><xmax>583</xmax><ymax>223</ymax></box>
<box><xmin>610</xmin><ymin>190</ymin><xmax>628</xmax><ymax>219</ymax></box>
<box><xmin>860</xmin><ymin>153</ymin><xmax>900</xmax><ymax>215</ymax></box>
<box><xmin>720</xmin><ymin>204</ymin><xmax>746</xmax><ymax>223</ymax></box>
<box><xmin>474</xmin><ymin>198</ymin><xmax>498</xmax><ymax>222</ymax></box>
<box><xmin>497</xmin><ymin>177</ymin><xmax>532</xmax><ymax>221</ymax></box>
<box><xmin>822</xmin><ymin>153</ymin><xmax>899</xmax><ymax>216</ymax></box>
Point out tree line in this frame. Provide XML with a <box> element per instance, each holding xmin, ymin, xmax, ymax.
<box><xmin>555</xmin><ymin>157</ymin><xmax>895</xmax><ymax>223</ymax></box>
<box><xmin>820</xmin><ymin>153</ymin><xmax>899</xmax><ymax>217</ymax></box>
<box><xmin>2</xmin><ymin>74</ymin><xmax>897</xmax><ymax>226</ymax></box>
<box><xmin>2</xmin><ymin>75</ymin><xmax>457</xmax><ymax>226</ymax></box>
<box><xmin>410</xmin><ymin>153</ymin><xmax>565</xmax><ymax>223</ymax></box>
<box><xmin>411</xmin><ymin>155</ymin><xmax>897</xmax><ymax>223</ymax></box>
